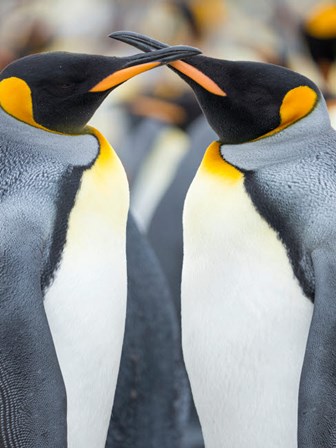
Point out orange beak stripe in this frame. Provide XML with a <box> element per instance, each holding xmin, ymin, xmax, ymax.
<box><xmin>90</xmin><ymin>61</ymin><xmax>160</xmax><ymax>92</ymax></box>
<box><xmin>171</xmin><ymin>61</ymin><xmax>226</xmax><ymax>97</ymax></box>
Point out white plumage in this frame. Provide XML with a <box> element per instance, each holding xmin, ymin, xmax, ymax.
<box><xmin>182</xmin><ymin>155</ymin><xmax>313</xmax><ymax>448</ymax></box>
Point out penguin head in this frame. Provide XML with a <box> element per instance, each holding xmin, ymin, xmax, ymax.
<box><xmin>166</xmin><ymin>56</ymin><xmax>321</xmax><ymax>144</ymax></box>
<box><xmin>0</xmin><ymin>45</ymin><xmax>200</xmax><ymax>134</ymax></box>
<box><xmin>110</xmin><ymin>32</ymin><xmax>321</xmax><ymax>144</ymax></box>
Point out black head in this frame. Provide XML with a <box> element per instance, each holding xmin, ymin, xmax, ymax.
<box><xmin>110</xmin><ymin>32</ymin><xmax>321</xmax><ymax>144</ymax></box>
<box><xmin>169</xmin><ymin>55</ymin><xmax>321</xmax><ymax>144</ymax></box>
<box><xmin>0</xmin><ymin>45</ymin><xmax>201</xmax><ymax>134</ymax></box>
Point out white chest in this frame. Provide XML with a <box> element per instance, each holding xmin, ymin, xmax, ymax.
<box><xmin>182</xmin><ymin>167</ymin><xmax>313</xmax><ymax>448</ymax></box>
<box><xmin>44</xmin><ymin>137</ymin><xmax>129</xmax><ymax>448</ymax></box>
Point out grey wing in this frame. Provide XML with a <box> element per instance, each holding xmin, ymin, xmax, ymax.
<box><xmin>0</xmin><ymin>216</ymin><xmax>67</xmax><ymax>447</ymax></box>
<box><xmin>298</xmin><ymin>248</ymin><xmax>336</xmax><ymax>447</ymax></box>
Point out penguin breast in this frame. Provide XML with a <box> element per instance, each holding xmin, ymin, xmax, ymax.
<box><xmin>181</xmin><ymin>142</ymin><xmax>313</xmax><ymax>448</ymax></box>
<box><xmin>44</xmin><ymin>130</ymin><xmax>129</xmax><ymax>448</ymax></box>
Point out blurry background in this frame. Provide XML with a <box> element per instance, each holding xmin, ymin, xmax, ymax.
<box><xmin>1</xmin><ymin>1</ymin><xmax>336</xmax><ymax>447</ymax></box>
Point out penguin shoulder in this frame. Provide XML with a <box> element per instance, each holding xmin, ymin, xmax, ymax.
<box><xmin>0</xmin><ymin>107</ymin><xmax>100</xmax><ymax>168</ymax></box>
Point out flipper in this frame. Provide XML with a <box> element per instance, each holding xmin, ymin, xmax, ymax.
<box><xmin>0</xmin><ymin>214</ymin><xmax>67</xmax><ymax>447</ymax></box>
<box><xmin>298</xmin><ymin>247</ymin><xmax>336</xmax><ymax>446</ymax></box>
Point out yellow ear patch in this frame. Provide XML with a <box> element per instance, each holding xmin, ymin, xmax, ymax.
<box><xmin>0</xmin><ymin>77</ymin><xmax>45</xmax><ymax>128</ymax></box>
<box><xmin>257</xmin><ymin>85</ymin><xmax>317</xmax><ymax>140</ymax></box>
<box><xmin>200</xmin><ymin>140</ymin><xmax>242</xmax><ymax>182</ymax></box>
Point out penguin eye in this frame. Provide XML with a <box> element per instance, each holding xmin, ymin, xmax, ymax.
<box><xmin>59</xmin><ymin>81</ymin><xmax>75</xmax><ymax>90</ymax></box>
<box><xmin>41</xmin><ymin>77</ymin><xmax>84</xmax><ymax>96</ymax></box>
<box><xmin>50</xmin><ymin>80</ymin><xmax>79</xmax><ymax>96</ymax></box>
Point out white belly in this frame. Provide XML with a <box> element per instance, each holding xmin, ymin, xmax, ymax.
<box><xmin>181</xmin><ymin>168</ymin><xmax>313</xmax><ymax>448</ymax></box>
<box><xmin>44</xmin><ymin>137</ymin><xmax>129</xmax><ymax>448</ymax></box>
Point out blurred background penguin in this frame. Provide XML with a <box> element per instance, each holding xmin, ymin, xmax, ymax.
<box><xmin>301</xmin><ymin>2</ymin><xmax>336</xmax><ymax>122</ymax></box>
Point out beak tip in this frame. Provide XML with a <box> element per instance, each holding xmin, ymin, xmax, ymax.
<box><xmin>109</xmin><ymin>31</ymin><xmax>136</xmax><ymax>39</ymax></box>
<box><xmin>108</xmin><ymin>31</ymin><xmax>202</xmax><ymax>57</ymax></box>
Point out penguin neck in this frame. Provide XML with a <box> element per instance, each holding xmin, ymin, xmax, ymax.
<box><xmin>0</xmin><ymin>106</ymin><xmax>99</xmax><ymax>166</ymax></box>
<box><xmin>220</xmin><ymin>99</ymin><xmax>335</xmax><ymax>171</ymax></box>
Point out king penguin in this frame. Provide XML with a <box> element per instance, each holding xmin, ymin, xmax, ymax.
<box><xmin>0</xmin><ymin>43</ymin><xmax>199</xmax><ymax>447</ymax></box>
<box><xmin>111</xmin><ymin>32</ymin><xmax>336</xmax><ymax>448</ymax></box>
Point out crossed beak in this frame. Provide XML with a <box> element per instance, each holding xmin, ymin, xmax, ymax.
<box><xmin>109</xmin><ymin>31</ymin><xmax>226</xmax><ymax>97</ymax></box>
<box><xmin>90</xmin><ymin>43</ymin><xmax>202</xmax><ymax>92</ymax></box>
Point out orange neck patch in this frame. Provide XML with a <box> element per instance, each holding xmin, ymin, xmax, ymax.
<box><xmin>0</xmin><ymin>77</ymin><xmax>46</xmax><ymax>129</ymax></box>
<box><xmin>256</xmin><ymin>85</ymin><xmax>317</xmax><ymax>141</ymax></box>
<box><xmin>200</xmin><ymin>140</ymin><xmax>242</xmax><ymax>182</ymax></box>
